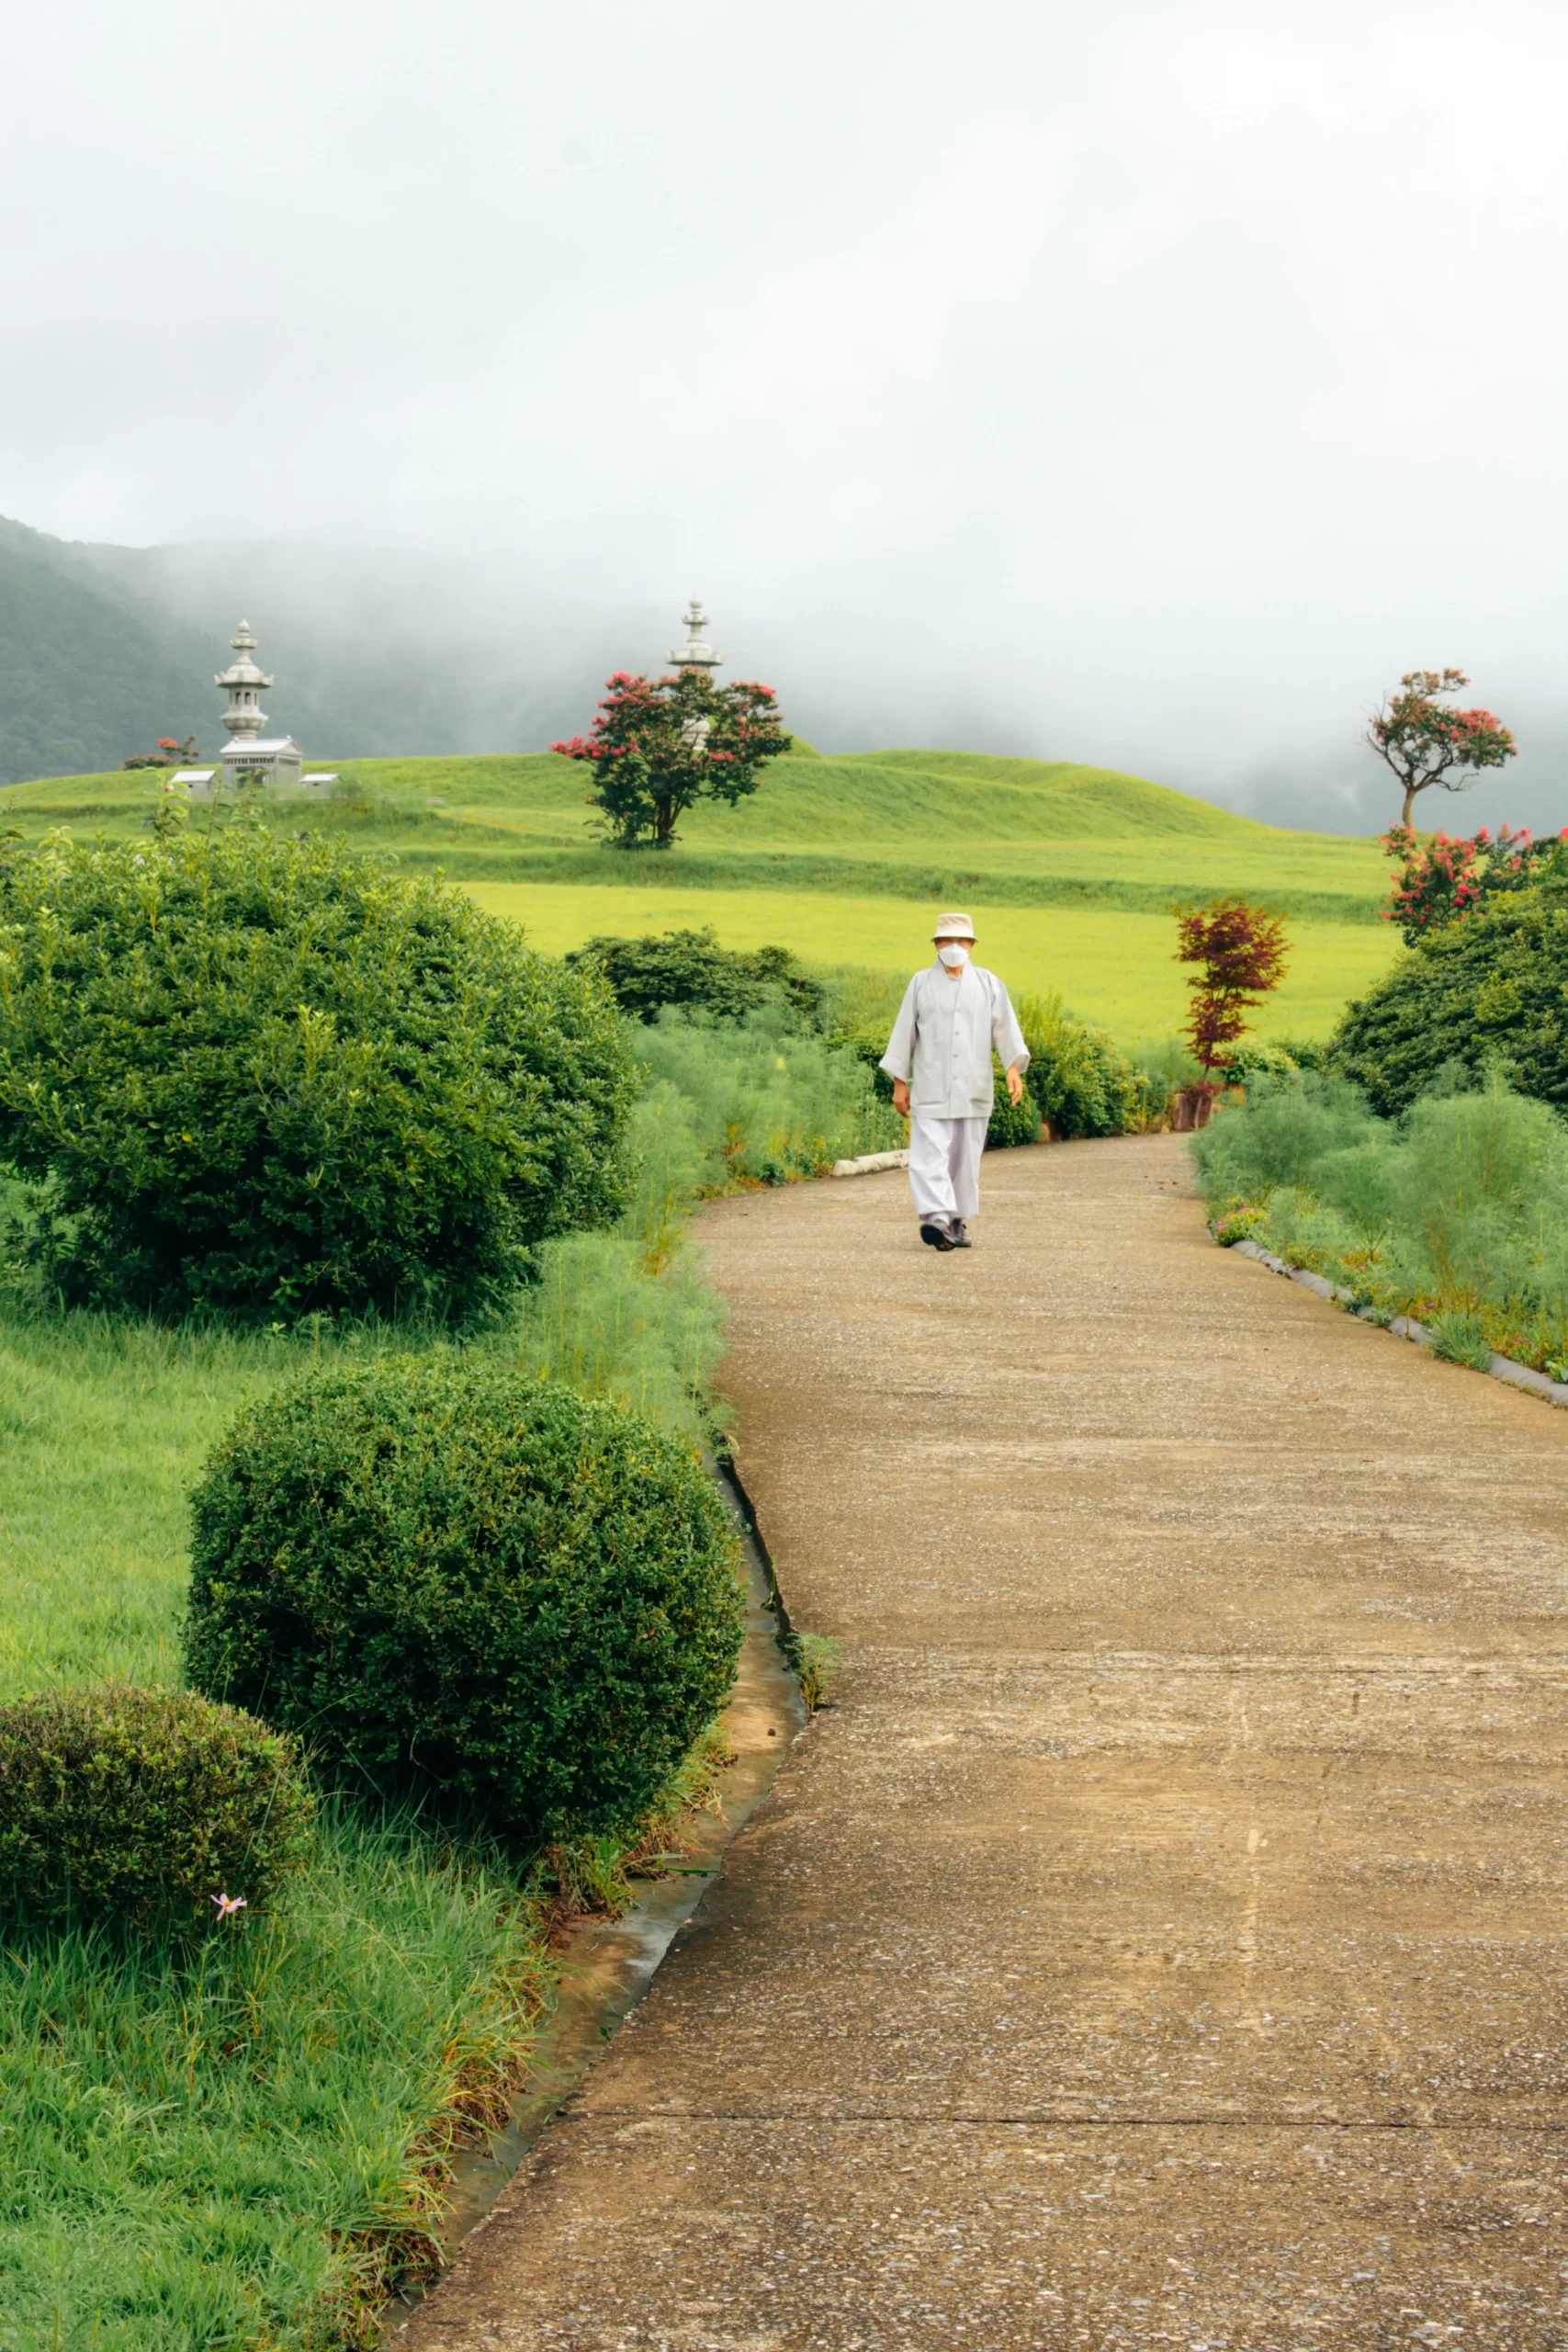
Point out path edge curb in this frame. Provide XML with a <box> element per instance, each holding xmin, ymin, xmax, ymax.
<box><xmin>829</xmin><ymin>1148</ymin><xmax>908</xmax><ymax>1178</ymax></box>
<box><xmin>1224</xmin><ymin>1236</ymin><xmax>1568</xmax><ymax>1410</ymax></box>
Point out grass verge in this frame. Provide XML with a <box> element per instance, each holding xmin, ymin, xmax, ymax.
<box><xmin>0</xmin><ymin>1289</ymin><xmax>728</xmax><ymax>2348</ymax></box>
<box><xmin>0</xmin><ymin>991</ymin><xmax>887</xmax><ymax>2346</ymax></box>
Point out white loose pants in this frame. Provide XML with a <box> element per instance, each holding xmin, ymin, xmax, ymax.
<box><xmin>907</xmin><ymin>1114</ymin><xmax>987</xmax><ymax>1228</ymax></box>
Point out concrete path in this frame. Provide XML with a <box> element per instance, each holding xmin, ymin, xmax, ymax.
<box><xmin>400</xmin><ymin>1136</ymin><xmax>1568</xmax><ymax>2350</ymax></box>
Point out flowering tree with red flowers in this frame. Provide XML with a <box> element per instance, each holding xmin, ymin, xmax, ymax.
<box><xmin>551</xmin><ymin>669</ymin><xmax>792</xmax><ymax>849</ymax></box>
<box><xmin>1380</xmin><ymin>821</ymin><xmax>1568</xmax><ymax>945</ymax></box>
<box><xmin>1368</xmin><ymin>669</ymin><xmax>1516</xmax><ymax>829</ymax></box>
<box><xmin>123</xmin><ymin>734</ymin><xmax>199</xmax><ymax>773</ymax></box>
<box><xmin>1174</xmin><ymin>898</ymin><xmax>1290</xmax><ymax>1085</ymax></box>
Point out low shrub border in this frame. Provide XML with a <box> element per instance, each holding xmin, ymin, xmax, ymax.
<box><xmin>1220</xmin><ymin>1233</ymin><xmax>1568</xmax><ymax>1408</ymax></box>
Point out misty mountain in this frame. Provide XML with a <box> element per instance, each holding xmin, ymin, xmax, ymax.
<box><xmin>3</xmin><ymin>513</ymin><xmax>1560</xmax><ymax>842</ymax></box>
<box><xmin>0</xmin><ymin>518</ymin><xmax>221</xmax><ymax>783</ymax></box>
<box><xmin>0</xmin><ymin>515</ymin><xmax>668</xmax><ymax>785</ymax></box>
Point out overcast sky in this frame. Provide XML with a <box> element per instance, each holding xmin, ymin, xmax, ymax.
<box><xmin>4</xmin><ymin>0</ymin><xmax>1565</xmax><ymax>828</ymax></box>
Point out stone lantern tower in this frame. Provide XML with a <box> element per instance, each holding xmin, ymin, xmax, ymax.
<box><xmin>213</xmin><ymin>620</ymin><xmax>303</xmax><ymax>792</ymax></box>
<box><xmin>216</xmin><ymin>620</ymin><xmax>270</xmax><ymax>743</ymax></box>
<box><xmin>668</xmin><ymin>600</ymin><xmax>720</xmax><ymax>761</ymax></box>
<box><xmin>668</xmin><ymin>599</ymin><xmax>721</xmax><ymax>676</ymax></box>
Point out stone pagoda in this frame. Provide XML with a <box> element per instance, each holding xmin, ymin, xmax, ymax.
<box><xmin>213</xmin><ymin>621</ymin><xmax>303</xmax><ymax>792</ymax></box>
<box><xmin>668</xmin><ymin>599</ymin><xmax>721</xmax><ymax>677</ymax></box>
<box><xmin>668</xmin><ymin>600</ymin><xmax>720</xmax><ymax>759</ymax></box>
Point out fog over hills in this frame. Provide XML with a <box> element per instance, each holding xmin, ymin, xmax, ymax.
<box><xmin>4</xmin><ymin>506</ymin><xmax>1564</xmax><ymax>839</ymax></box>
<box><xmin>0</xmin><ymin>515</ymin><xmax>665</xmax><ymax>780</ymax></box>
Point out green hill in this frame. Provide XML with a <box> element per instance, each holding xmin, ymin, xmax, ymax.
<box><xmin>1</xmin><ymin>745</ymin><xmax>1387</xmax><ymax>922</ymax></box>
<box><xmin>0</xmin><ymin>748</ymin><xmax>1399</xmax><ymax>1039</ymax></box>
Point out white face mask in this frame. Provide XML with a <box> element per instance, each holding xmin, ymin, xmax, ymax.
<box><xmin>937</xmin><ymin>943</ymin><xmax>970</xmax><ymax>968</ymax></box>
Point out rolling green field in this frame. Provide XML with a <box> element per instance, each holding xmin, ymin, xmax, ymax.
<box><xmin>2</xmin><ymin>746</ymin><xmax>1402</xmax><ymax>1037</ymax></box>
<box><xmin>468</xmin><ymin>882</ymin><xmax>1397</xmax><ymax>1041</ymax></box>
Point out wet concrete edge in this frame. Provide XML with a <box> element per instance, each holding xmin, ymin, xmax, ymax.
<box><xmin>388</xmin><ymin>1454</ymin><xmax>806</xmax><ymax>2324</ymax></box>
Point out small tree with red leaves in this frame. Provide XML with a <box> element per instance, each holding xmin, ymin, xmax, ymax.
<box><xmin>1368</xmin><ymin>669</ymin><xmax>1516</xmax><ymax>829</ymax></box>
<box><xmin>1174</xmin><ymin>898</ymin><xmax>1290</xmax><ymax>1089</ymax></box>
<box><xmin>551</xmin><ymin>669</ymin><xmax>791</xmax><ymax>849</ymax></box>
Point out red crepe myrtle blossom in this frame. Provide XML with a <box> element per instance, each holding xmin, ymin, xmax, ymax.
<box><xmin>1380</xmin><ymin>821</ymin><xmax>1568</xmax><ymax>945</ymax></box>
<box><xmin>552</xmin><ymin>668</ymin><xmax>792</xmax><ymax>848</ymax></box>
<box><xmin>123</xmin><ymin>732</ymin><xmax>199</xmax><ymax>772</ymax></box>
<box><xmin>1173</xmin><ymin>899</ymin><xmax>1290</xmax><ymax>1085</ymax></box>
<box><xmin>1368</xmin><ymin>670</ymin><xmax>1517</xmax><ymax>829</ymax></box>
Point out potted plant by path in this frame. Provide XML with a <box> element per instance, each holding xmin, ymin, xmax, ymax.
<box><xmin>1169</xmin><ymin>899</ymin><xmax>1289</xmax><ymax>1130</ymax></box>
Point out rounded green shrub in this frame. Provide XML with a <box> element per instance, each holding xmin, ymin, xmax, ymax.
<box><xmin>0</xmin><ymin>1684</ymin><xmax>316</xmax><ymax>1935</ymax></box>
<box><xmin>1019</xmin><ymin>998</ymin><xmax>1142</xmax><ymax>1137</ymax></box>
<box><xmin>985</xmin><ymin>1083</ymin><xmax>1043</xmax><ymax>1148</ymax></box>
<box><xmin>0</xmin><ymin>828</ymin><xmax>637</xmax><ymax>1318</ymax></box>
<box><xmin>1333</xmin><ymin>888</ymin><xmax>1568</xmax><ymax>1116</ymax></box>
<box><xmin>184</xmin><ymin>1358</ymin><xmax>747</xmax><ymax>1844</ymax></box>
<box><xmin>567</xmin><ymin>925</ymin><xmax>824</xmax><ymax>1025</ymax></box>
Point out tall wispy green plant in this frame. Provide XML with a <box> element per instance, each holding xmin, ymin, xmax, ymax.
<box><xmin>1192</xmin><ymin>1068</ymin><xmax>1568</xmax><ymax>1373</ymax></box>
<box><xmin>636</xmin><ymin>1000</ymin><xmax>905</xmax><ymax>1182</ymax></box>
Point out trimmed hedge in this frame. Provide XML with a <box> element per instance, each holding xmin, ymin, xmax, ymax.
<box><xmin>184</xmin><ymin>1359</ymin><xmax>746</xmax><ymax>1844</ymax></box>
<box><xmin>0</xmin><ymin>828</ymin><xmax>637</xmax><ymax>1318</ymax></box>
<box><xmin>0</xmin><ymin>1685</ymin><xmax>315</xmax><ymax>1935</ymax></box>
<box><xmin>1333</xmin><ymin>888</ymin><xmax>1568</xmax><ymax>1116</ymax></box>
<box><xmin>566</xmin><ymin>925</ymin><xmax>824</xmax><ymax>1025</ymax></box>
<box><xmin>1024</xmin><ymin>1013</ymin><xmax>1144</xmax><ymax>1138</ymax></box>
<box><xmin>986</xmin><ymin>1082</ymin><xmax>1043</xmax><ymax>1148</ymax></box>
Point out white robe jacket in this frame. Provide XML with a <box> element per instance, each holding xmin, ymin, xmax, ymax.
<box><xmin>879</xmin><ymin>961</ymin><xmax>1031</xmax><ymax>1120</ymax></box>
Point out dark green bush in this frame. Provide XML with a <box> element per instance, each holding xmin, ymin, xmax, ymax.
<box><xmin>986</xmin><ymin>1080</ymin><xmax>1043</xmax><ymax>1148</ymax></box>
<box><xmin>1272</xmin><ymin>1034</ymin><xmax>1332</xmax><ymax>1072</ymax></box>
<box><xmin>0</xmin><ymin>1684</ymin><xmax>315</xmax><ymax>1935</ymax></box>
<box><xmin>1018</xmin><ymin>996</ymin><xmax>1143</xmax><ymax>1137</ymax></box>
<box><xmin>184</xmin><ymin>1358</ymin><xmax>746</xmax><ymax>1845</ymax></box>
<box><xmin>1332</xmin><ymin>887</ymin><xmax>1568</xmax><ymax>1116</ymax></box>
<box><xmin>1224</xmin><ymin>1040</ymin><xmax>1300</xmax><ymax>1087</ymax></box>
<box><xmin>0</xmin><ymin>828</ymin><xmax>637</xmax><ymax>1318</ymax></box>
<box><xmin>567</xmin><ymin>925</ymin><xmax>824</xmax><ymax>1026</ymax></box>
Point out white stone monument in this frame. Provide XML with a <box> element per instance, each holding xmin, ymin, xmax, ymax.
<box><xmin>669</xmin><ymin>598</ymin><xmax>721</xmax><ymax>677</ymax></box>
<box><xmin>213</xmin><ymin>620</ymin><xmax>303</xmax><ymax>793</ymax></box>
<box><xmin>669</xmin><ymin>600</ymin><xmax>720</xmax><ymax>758</ymax></box>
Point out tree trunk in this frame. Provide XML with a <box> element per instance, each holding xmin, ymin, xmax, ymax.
<box><xmin>1169</xmin><ymin>1085</ymin><xmax>1216</xmax><ymax>1132</ymax></box>
<box><xmin>1403</xmin><ymin>781</ymin><xmax>1418</xmax><ymax>828</ymax></box>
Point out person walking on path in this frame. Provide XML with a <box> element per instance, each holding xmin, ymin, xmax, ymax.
<box><xmin>880</xmin><ymin>912</ymin><xmax>1030</xmax><ymax>1251</ymax></box>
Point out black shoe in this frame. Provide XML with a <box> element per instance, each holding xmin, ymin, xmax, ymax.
<box><xmin>919</xmin><ymin>1223</ymin><xmax>955</xmax><ymax>1251</ymax></box>
<box><xmin>950</xmin><ymin>1229</ymin><xmax>973</xmax><ymax>1248</ymax></box>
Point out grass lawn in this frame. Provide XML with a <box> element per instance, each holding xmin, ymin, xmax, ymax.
<box><xmin>465</xmin><ymin>881</ymin><xmax>1403</xmax><ymax>1043</ymax></box>
<box><xmin>0</xmin><ymin>1308</ymin><xmax>559</xmax><ymax>2349</ymax></box>
<box><xmin>2</xmin><ymin>746</ymin><xmax>1404</xmax><ymax>1041</ymax></box>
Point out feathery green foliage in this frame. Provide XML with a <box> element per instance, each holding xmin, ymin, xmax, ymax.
<box><xmin>1192</xmin><ymin>1069</ymin><xmax>1568</xmax><ymax>1374</ymax></box>
<box><xmin>636</xmin><ymin>1000</ymin><xmax>905</xmax><ymax>1181</ymax></box>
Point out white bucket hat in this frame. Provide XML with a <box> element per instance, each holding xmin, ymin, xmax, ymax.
<box><xmin>932</xmin><ymin>910</ymin><xmax>975</xmax><ymax>941</ymax></box>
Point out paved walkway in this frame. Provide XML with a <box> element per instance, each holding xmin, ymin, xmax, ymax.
<box><xmin>401</xmin><ymin>1136</ymin><xmax>1568</xmax><ymax>2351</ymax></box>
